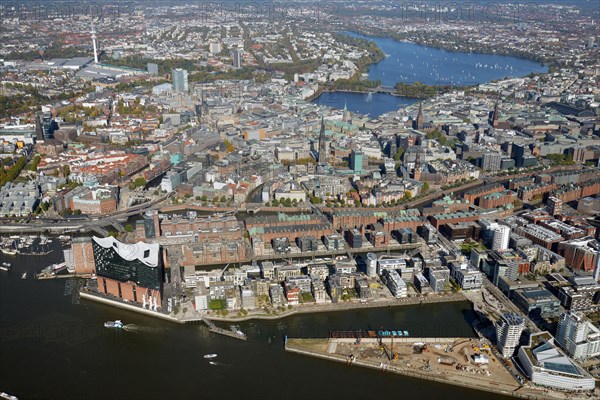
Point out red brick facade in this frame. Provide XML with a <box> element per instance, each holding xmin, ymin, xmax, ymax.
<box><xmin>97</xmin><ymin>277</ymin><xmax>162</xmax><ymax>307</ymax></box>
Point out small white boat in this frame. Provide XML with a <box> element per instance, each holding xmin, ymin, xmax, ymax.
<box><xmin>0</xmin><ymin>266</ymin><xmax>8</xmax><ymax>272</ymax></box>
<box><xmin>230</xmin><ymin>325</ymin><xmax>246</xmax><ymax>338</ymax></box>
<box><xmin>21</xmin><ymin>272</ymin><xmax>27</xmax><ymax>279</ymax></box>
<box><xmin>104</xmin><ymin>320</ymin><xmax>124</xmax><ymax>329</ymax></box>
<box><xmin>2</xmin><ymin>262</ymin><xmax>11</xmax><ymax>267</ymax></box>
<box><xmin>0</xmin><ymin>392</ymin><xmax>19</xmax><ymax>400</ymax></box>
<box><xmin>204</xmin><ymin>354</ymin><xmax>217</xmax><ymax>359</ymax></box>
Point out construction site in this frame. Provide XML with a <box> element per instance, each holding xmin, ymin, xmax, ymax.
<box><xmin>284</xmin><ymin>334</ymin><xmax>594</xmax><ymax>400</ymax></box>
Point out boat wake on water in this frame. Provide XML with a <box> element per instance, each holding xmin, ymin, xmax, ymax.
<box><xmin>121</xmin><ymin>324</ymin><xmax>165</xmax><ymax>333</ymax></box>
<box><xmin>208</xmin><ymin>361</ymin><xmax>231</xmax><ymax>367</ymax></box>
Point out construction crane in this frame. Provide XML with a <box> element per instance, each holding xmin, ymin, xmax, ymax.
<box><xmin>378</xmin><ymin>333</ymin><xmax>398</xmax><ymax>361</ymax></box>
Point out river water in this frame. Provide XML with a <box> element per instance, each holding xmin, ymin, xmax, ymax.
<box><xmin>0</xmin><ymin>242</ymin><xmax>512</xmax><ymax>400</ymax></box>
<box><xmin>312</xmin><ymin>32</ymin><xmax>547</xmax><ymax>118</ymax></box>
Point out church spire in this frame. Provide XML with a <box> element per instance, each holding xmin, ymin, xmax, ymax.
<box><xmin>414</xmin><ymin>102</ymin><xmax>423</xmax><ymax>130</ymax></box>
<box><xmin>492</xmin><ymin>100</ymin><xmax>499</xmax><ymax>127</ymax></box>
<box><xmin>343</xmin><ymin>100</ymin><xmax>349</xmax><ymax>121</ymax></box>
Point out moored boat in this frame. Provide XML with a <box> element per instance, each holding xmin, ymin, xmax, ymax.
<box><xmin>203</xmin><ymin>354</ymin><xmax>217</xmax><ymax>359</ymax></box>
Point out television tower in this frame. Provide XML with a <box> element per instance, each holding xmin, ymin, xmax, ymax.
<box><xmin>91</xmin><ymin>22</ymin><xmax>99</xmax><ymax>63</ymax></box>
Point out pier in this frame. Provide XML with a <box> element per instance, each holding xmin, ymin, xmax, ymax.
<box><xmin>199</xmin><ymin>317</ymin><xmax>247</xmax><ymax>341</ymax></box>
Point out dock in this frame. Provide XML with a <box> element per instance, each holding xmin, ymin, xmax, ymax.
<box><xmin>199</xmin><ymin>317</ymin><xmax>247</xmax><ymax>341</ymax></box>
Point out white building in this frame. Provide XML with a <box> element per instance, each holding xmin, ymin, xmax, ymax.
<box><xmin>495</xmin><ymin>313</ymin><xmax>525</xmax><ymax>358</ymax></box>
<box><xmin>160</xmin><ymin>171</ymin><xmax>181</xmax><ymax>193</ymax></box>
<box><xmin>450</xmin><ymin>262</ymin><xmax>483</xmax><ymax>290</ymax></box>
<box><xmin>517</xmin><ymin>332</ymin><xmax>595</xmax><ymax>391</ymax></box>
<box><xmin>555</xmin><ymin>311</ymin><xmax>600</xmax><ymax>360</ymax></box>
<box><xmin>381</xmin><ymin>269</ymin><xmax>407</xmax><ymax>298</ymax></box>
<box><xmin>491</xmin><ymin>224</ymin><xmax>510</xmax><ymax>251</ymax></box>
<box><xmin>194</xmin><ymin>293</ymin><xmax>209</xmax><ymax>311</ymax></box>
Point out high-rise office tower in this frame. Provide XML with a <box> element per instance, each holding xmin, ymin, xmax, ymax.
<box><xmin>496</xmin><ymin>313</ymin><xmax>525</xmax><ymax>358</ymax></box>
<box><xmin>172</xmin><ymin>68</ymin><xmax>188</xmax><ymax>93</ymax></box>
<box><xmin>231</xmin><ymin>49</ymin><xmax>242</xmax><ymax>69</ymax></box>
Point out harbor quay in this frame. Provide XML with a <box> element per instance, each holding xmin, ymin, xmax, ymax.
<box><xmin>80</xmin><ymin>285</ymin><xmax>466</xmax><ymax>325</ymax></box>
<box><xmin>204</xmin><ymin>292</ymin><xmax>468</xmax><ymax>323</ymax></box>
<box><xmin>284</xmin><ymin>337</ymin><xmax>590</xmax><ymax>400</ymax></box>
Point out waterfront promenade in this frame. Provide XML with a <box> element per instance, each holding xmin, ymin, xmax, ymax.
<box><xmin>204</xmin><ymin>292</ymin><xmax>467</xmax><ymax>323</ymax></box>
<box><xmin>80</xmin><ymin>287</ymin><xmax>466</xmax><ymax>325</ymax></box>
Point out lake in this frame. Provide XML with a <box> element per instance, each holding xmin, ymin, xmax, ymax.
<box><xmin>347</xmin><ymin>31</ymin><xmax>547</xmax><ymax>87</ymax></box>
<box><xmin>312</xmin><ymin>32</ymin><xmax>547</xmax><ymax>117</ymax></box>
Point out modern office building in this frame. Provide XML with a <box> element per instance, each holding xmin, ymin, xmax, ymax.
<box><xmin>147</xmin><ymin>62</ymin><xmax>159</xmax><ymax>75</ymax></box>
<box><xmin>92</xmin><ymin>236</ymin><xmax>163</xmax><ymax>310</ymax></box>
<box><xmin>381</xmin><ymin>269</ymin><xmax>407</xmax><ymax>298</ymax></box>
<box><xmin>513</xmin><ymin>288</ymin><xmax>560</xmax><ymax>318</ymax></box>
<box><xmin>557</xmin><ymin>276</ymin><xmax>600</xmax><ymax>311</ymax></box>
<box><xmin>350</xmin><ymin>149</ymin><xmax>364</xmax><ymax>173</ymax></box>
<box><xmin>172</xmin><ymin>68</ymin><xmax>188</xmax><ymax>93</ymax></box>
<box><xmin>555</xmin><ymin>311</ymin><xmax>600</xmax><ymax>360</ymax></box>
<box><xmin>427</xmin><ymin>266</ymin><xmax>450</xmax><ymax>292</ymax></box>
<box><xmin>37</xmin><ymin>111</ymin><xmax>56</xmax><ymax>139</ymax></box>
<box><xmin>231</xmin><ymin>49</ymin><xmax>242</xmax><ymax>68</ymax></box>
<box><xmin>517</xmin><ymin>332</ymin><xmax>595</xmax><ymax>391</ymax></box>
<box><xmin>495</xmin><ymin>313</ymin><xmax>525</xmax><ymax>358</ymax></box>
<box><xmin>482</xmin><ymin>152</ymin><xmax>502</xmax><ymax>171</ymax></box>
<box><xmin>366</xmin><ymin>253</ymin><xmax>378</xmax><ymax>277</ymax></box>
<box><xmin>449</xmin><ymin>262</ymin><xmax>483</xmax><ymax>290</ymax></box>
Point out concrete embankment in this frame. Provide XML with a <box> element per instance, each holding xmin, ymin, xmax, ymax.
<box><xmin>79</xmin><ymin>291</ymin><xmax>181</xmax><ymax>323</ymax></box>
<box><xmin>206</xmin><ymin>293</ymin><xmax>467</xmax><ymax>323</ymax></box>
<box><xmin>284</xmin><ymin>339</ymin><xmax>545</xmax><ymax>400</ymax></box>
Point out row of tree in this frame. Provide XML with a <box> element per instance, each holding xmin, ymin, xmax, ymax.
<box><xmin>0</xmin><ymin>155</ymin><xmax>27</xmax><ymax>187</ymax></box>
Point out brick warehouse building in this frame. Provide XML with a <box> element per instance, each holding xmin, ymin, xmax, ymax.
<box><xmin>429</xmin><ymin>211</ymin><xmax>481</xmax><ymax>229</ymax></box>
<box><xmin>479</xmin><ymin>190</ymin><xmax>518</xmax><ymax>209</ymax></box>
<box><xmin>518</xmin><ymin>183</ymin><xmax>558</xmax><ymax>203</ymax></box>
<box><xmin>463</xmin><ymin>183</ymin><xmax>504</xmax><ymax>205</ymax></box>
<box><xmin>72</xmin><ymin>237</ymin><xmax>96</xmax><ymax>275</ymax></box>
<box><xmin>328</xmin><ymin>209</ymin><xmax>421</xmax><ymax>230</ymax></box>
<box><xmin>92</xmin><ymin>236</ymin><xmax>163</xmax><ymax>310</ymax></box>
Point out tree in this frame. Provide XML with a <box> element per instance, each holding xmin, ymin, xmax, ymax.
<box><xmin>422</xmin><ymin>182</ymin><xmax>430</xmax><ymax>192</ymax></box>
<box><xmin>73</xmin><ymin>209</ymin><xmax>82</xmax><ymax>215</ymax></box>
<box><xmin>124</xmin><ymin>224</ymin><xmax>134</xmax><ymax>232</ymax></box>
<box><xmin>220</xmin><ymin>195</ymin><xmax>227</xmax><ymax>203</ymax></box>
<box><xmin>403</xmin><ymin>192</ymin><xmax>412</xmax><ymax>201</ymax></box>
<box><xmin>393</xmin><ymin>147</ymin><xmax>405</xmax><ymax>161</ymax></box>
<box><xmin>133</xmin><ymin>177</ymin><xmax>146</xmax><ymax>188</ymax></box>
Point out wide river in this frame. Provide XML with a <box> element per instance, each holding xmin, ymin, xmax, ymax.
<box><xmin>313</xmin><ymin>32</ymin><xmax>547</xmax><ymax>117</ymax></box>
<box><xmin>0</xmin><ymin>242</ymin><xmax>512</xmax><ymax>400</ymax></box>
